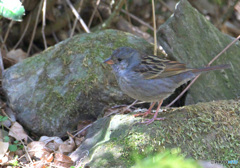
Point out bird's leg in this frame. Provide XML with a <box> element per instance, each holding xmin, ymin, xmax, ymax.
<box><xmin>134</xmin><ymin>102</ymin><xmax>156</xmax><ymax>117</ymax></box>
<box><xmin>142</xmin><ymin>100</ymin><xmax>165</xmax><ymax>125</ymax></box>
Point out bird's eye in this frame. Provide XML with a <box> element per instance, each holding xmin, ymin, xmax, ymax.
<box><xmin>117</xmin><ymin>58</ymin><xmax>122</xmax><ymax>62</ymax></box>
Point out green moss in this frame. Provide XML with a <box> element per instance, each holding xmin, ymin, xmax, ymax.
<box><xmin>84</xmin><ymin>100</ymin><xmax>239</xmax><ymax>167</ymax></box>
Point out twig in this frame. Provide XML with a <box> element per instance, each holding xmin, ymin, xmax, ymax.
<box><xmin>27</xmin><ymin>0</ymin><xmax>44</xmax><ymax>56</ymax></box>
<box><xmin>1</xmin><ymin>21</ymin><xmax>14</xmax><ymax>52</ymax></box>
<box><xmin>42</xmin><ymin>0</ymin><xmax>47</xmax><ymax>49</ymax></box>
<box><xmin>152</xmin><ymin>0</ymin><xmax>157</xmax><ymax>55</ymax></box>
<box><xmin>207</xmin><ymin>35</ymin><xmax>240</xmax><ymax>66</ymax></box>
<box><xmin>66</xmin><ymin>0</ymin><xmax>90</xmax><ymax>33</ymax></box>
<box><xmin>124</xmin><ymin>0</ymin><xmax>131</xmax><ymax>24</ymax></box>
<box><xmin>20</xmin><ymin>139</ymin><xmax>33</xmax><ymax>164</ymax></box>
<box><xmin>166</xmin><ymin>35</ymin><xmax>240</xmax><ymax>107</ymax></box>
<box><xmin>52</xmin><ymin>31</ymin><xmax>59</xmax><ymax>43</ymax></box>
<box><xmin>74</xmin><ymin>100</ymin><xmax>138</xmax><ymax>137</ymax></box>
<box><xmin>121</xmin><ymin>9</ymin><xmax>154</xmax><ymax>31</ymax></box>
<box><xmin>88</xmin><ymin>0</ymin><xmax>101</xmax><ymax>28</ymax></box>
<box><xmin>13</xmin><ymin>14</ymin><xmax>32</xmax><ymax>50</ymax></box>
<box><xmin>92</xmin><ymin>0</ymin><xmax>125</xmax><ymax>31</ymax></box>
<box><xmin>70</xmin><ymin>0</ymin><xmax>84</xmax><ymax>37</ymax></box>
<box><xmin>74</xmin><ymin>124</ymin><xmax>92</xmax><ymax>137</ymax></box>
<box><xmin>1</xmin><ymin>108</ymin><xmax>34</xmax><ymax>142</ymax></box>
<box><xmin>0</xmin><ymin>49</ymin><xmax>4</xmax><ymax>77</ymax></box>
<box><xmin>0</xmin><ymin>36</ymin><xmax>8</xmax><ymax>52</ymax></box>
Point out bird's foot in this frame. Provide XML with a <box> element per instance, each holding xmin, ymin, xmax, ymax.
<box><xmin>142</xmin><ymin>117</ymin><xmax>166</xmax><ymax>125</ymax></box>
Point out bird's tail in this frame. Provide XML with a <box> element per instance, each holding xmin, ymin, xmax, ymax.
<box><xmin>191</xmin><ymin>64</ymin><xmax>231</xmax><ymax>73</ymax></box>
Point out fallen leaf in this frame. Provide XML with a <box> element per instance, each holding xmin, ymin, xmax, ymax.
<box><xmin>7</xmin><ymin>49</ymin><xmax>27</xmax><ymax>63</ymax></box>
<box><xmin>54</xmin><ymin>153</ymin><xmax>74</xmax><ymax>168</ymax></box>
<box><xmin>9</xmin><ymin>122</ymin><xmax>28</xmax><ymax>142</ymax></box>
<box><xmin>0</xmin><ymin>141</ymin><xmax>9</xmax><ymax>159</ymax></box>
<box><xmin>58</xmin><ymin>137</ymin><xmax>75</xmax><ymax>154</ymax></box>
<box><xmin>39</xmin><ymin>136</ymin><xmax>63</xmax><ymax>151</ymax></box>
<box><xmin>27</xmin><ymin>141</ymin><xmax>52</xmax><ymax>160</ymax></box>
<box><xmin>74</xmin><ymin>136</ymin><xmax>85</xmax><ymax>146</ymax></box>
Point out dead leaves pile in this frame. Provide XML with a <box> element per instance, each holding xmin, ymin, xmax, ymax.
<box><xmin>0</xmin><ymin>110</ymin><xmax>91</xmax><ymax>168</ymax></box>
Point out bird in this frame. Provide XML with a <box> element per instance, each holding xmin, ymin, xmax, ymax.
<box><xmin>104</xmin><ymin>47</ymin><xmax>230</xmax><ymax>125</ymax></box>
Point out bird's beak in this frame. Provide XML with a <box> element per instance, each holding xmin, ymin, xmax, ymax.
<box><xmin>104</xmin><ymin>57</ymin><xmax>114</xmax><ymax>64</ymax></box>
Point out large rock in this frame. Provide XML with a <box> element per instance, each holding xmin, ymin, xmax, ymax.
<box><xmin>157</xmin><ymin>0</ymin><xmax>240</xmax><ymax>105</ymax></box>
<box><xmin>70</xmin><ymin>99</ymin><xmax>240</xmax><ymax>167</ymax></box>
<box><xmin>2</xmin><ymin>30</ymin><xmax>160</xmax><ymax>136</ymax></box>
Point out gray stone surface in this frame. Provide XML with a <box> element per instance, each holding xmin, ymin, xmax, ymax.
<box><xmin>2</xmin><ymin>30</ymin><xmax>158</xmax><ymax>136</ymax></box>
<box><xmin>70</xmin><ymin>99</ymin><xmax>240</xmax><ymax>168</ymax></box>
<box><xmin>157</xmin><ymin>0</ymin><xmax>240</xmax><ymax>105</ymax></box>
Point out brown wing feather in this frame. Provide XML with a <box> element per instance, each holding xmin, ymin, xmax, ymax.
<box><xmin>133</xmin><ymin>54</ymin><xmax>192</xmax><ymax>79</ymax></box>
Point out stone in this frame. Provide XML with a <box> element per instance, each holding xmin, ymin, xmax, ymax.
<box><xmin>2</xmin><ymin>30</ymin><xmax>159</xmax><ymax>136</ymax></box>
<box><xmin>157</xmin><ymin>0</ymin><xmax>240</xmax><ymax>105</ymax></box>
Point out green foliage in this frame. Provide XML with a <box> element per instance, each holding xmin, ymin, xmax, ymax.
<box><xmin>9</xmin><ymin>140</ymin><xmax>23</xmax><ymax>152</ymax></box>
<box><xmin>9</xmin><ymin>144</ymin><xmax>18</xmax><ymax>152</ymax></box>
<box><xmin>3</xmin><ymin>135</ymin><xmax>9</xmax><ymax>142</ymax></box>
<box><xmin>0</xmin><ymin>115</ymin><xmax>8</xmax><ymax>122</ymax></box>
<box><xmin>0</xmin><ymin>0</ymin><xmax>25</xmax><ymax>21</ymax></box>
<box><xmin>5</xmin><ymin>136</ymin><xmax>23</xmax><ymax>152</ymax></box>
<box><xmin>9</xmin><ymin>156</ymin><xmax>19</xmax><ymax>166</ymax></box>
<box><xmin>133</xmin><ymin>149</ymin><xmax>202</xmax><ymax>168</ymax></box>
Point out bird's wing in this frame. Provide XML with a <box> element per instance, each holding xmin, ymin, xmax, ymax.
<box><xmin>133</xmin><ymin>54</ymin><xmax>192</xmax><ymax>79</ymax></box>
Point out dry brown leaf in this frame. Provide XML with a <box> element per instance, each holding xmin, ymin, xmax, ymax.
<box><xmin>39</xmin><ymin>136</ymin><xmax>63</xmax><ymax>151</ymax></box>
<box><xmin>58</xmin><ymin>137</ymin><xmax>75</xmax><ymax>154</ymax></box>
<box><xmin>0</xmin><ymin>141</ymin><xmax>9</xmax><ymax>159</ymax></box>
<box><xmin>7</xmin><ymin>49</ymin><xmax>27</xmax><ymax>63</ymax></box>
<box><xmin>27</xmin><ymin>141</ymin><xmax>52</xmax><ymax>160</ymax></box>
<box><xmin>45</xmin><ymin>153</ymin><xmax>54</xmax><ymax>163</ymax></box>
<box><xmin>9</xmin><ymin>122</ymin><xmax>28</xmax><ymax>142</ymax></box>
<box><xmin>54</xmin><ymin>153</ymin><xmax>74</xmax><ymax>168</ymax></box>
<box><xmin>74</xmin><ymin>136</ymin><xmax>85</xmax><ymax>146</ymax></box>
<box><xmin>31</xmin><ymin>161</ymin><xmax>46</xmax><ymax>168</ymax></box>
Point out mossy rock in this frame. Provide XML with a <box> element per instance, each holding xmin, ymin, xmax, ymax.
<box><xmin>158</xmin><ymin>0</ymin><xmax>240</xmax><ymax>105</ymax></box>
<box><xmin>70</xmin><ymin>99</ymin><xmax>240</xmax><ymax>168</ymax></box>
<box><xmin>2</xmin><ymin>29</ymin><xmax>163</xmax><ymax>136</ymax></box>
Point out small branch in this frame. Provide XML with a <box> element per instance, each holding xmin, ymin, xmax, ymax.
<box><xmin>52</xmin><ymin>31</ymin><xmax>59</xmax><ymax>43</ymax></box>
<box><xmin>166</xmin><ymin>35</ymin><xmax>240</xmax><ymax>107</ymax></box>
<box><xmin>27</xmin><ymin>0</ymin><xmax>44</xmax><ymax>56</ymax></box>
<box><xmin>0</xmin><ymin>36</ymin><xmax>8</xmax><ymax>52</ymax></box>
<box><xmin>207</xmin><ymin>35</ymin><xmax>240</xmax><ymax>66</ymax></box>
<box><xmin>121</xmin><ymin>9</ymin><xmax>154</xmax><ymax>31</ymax></box>
<box><xmin>1</xmin><ymin>21</ymin><xmax>14</xmax><ymax>52</ymax></box>
<box><xmin>152</xmin><ymin>0</ymin><xmax>157</xmax><ymax>55</ymax></box>
<box><xmin>66</xmin><ymin>0</ymin><xmax>90</xmax><ymax>33</ymax></box>
<box><xmin>0</xmin><ymin>50</ymin><xmax>4</xmax><ymax>77</ymax></box>
<box><xmin>74</xmin><ymin>124</ymin><xmax>92</xmax><ymax>137</ymax></box>
<box><xmin>70</xmin><ymin>0</ymin><xmax>84</xmax><ymax>37</ymax></box>
<box><xmin>42</xmin><ymin>0</ymin><xmax>47</xmax><ymax>49</ymax></box>
<box><xmin>13</xmin><ymin>14</ymin><xmax>32</xmax><ymax>50</ymax></box>
<box><xmin>92</xmin><ymin>0</ymin><xmax>125</xmax><ymax>31</ymax></box>
<box><xmin>88</xmin><ymin>0</ymin><xmax>101</xmax><ymax>28</ymax></box>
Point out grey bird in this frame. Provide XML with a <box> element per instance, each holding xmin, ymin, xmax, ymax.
<box><xmin>104</xmin><ymin>47</ymin><xmax>230</xmax><ymax>124</ymax></box>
